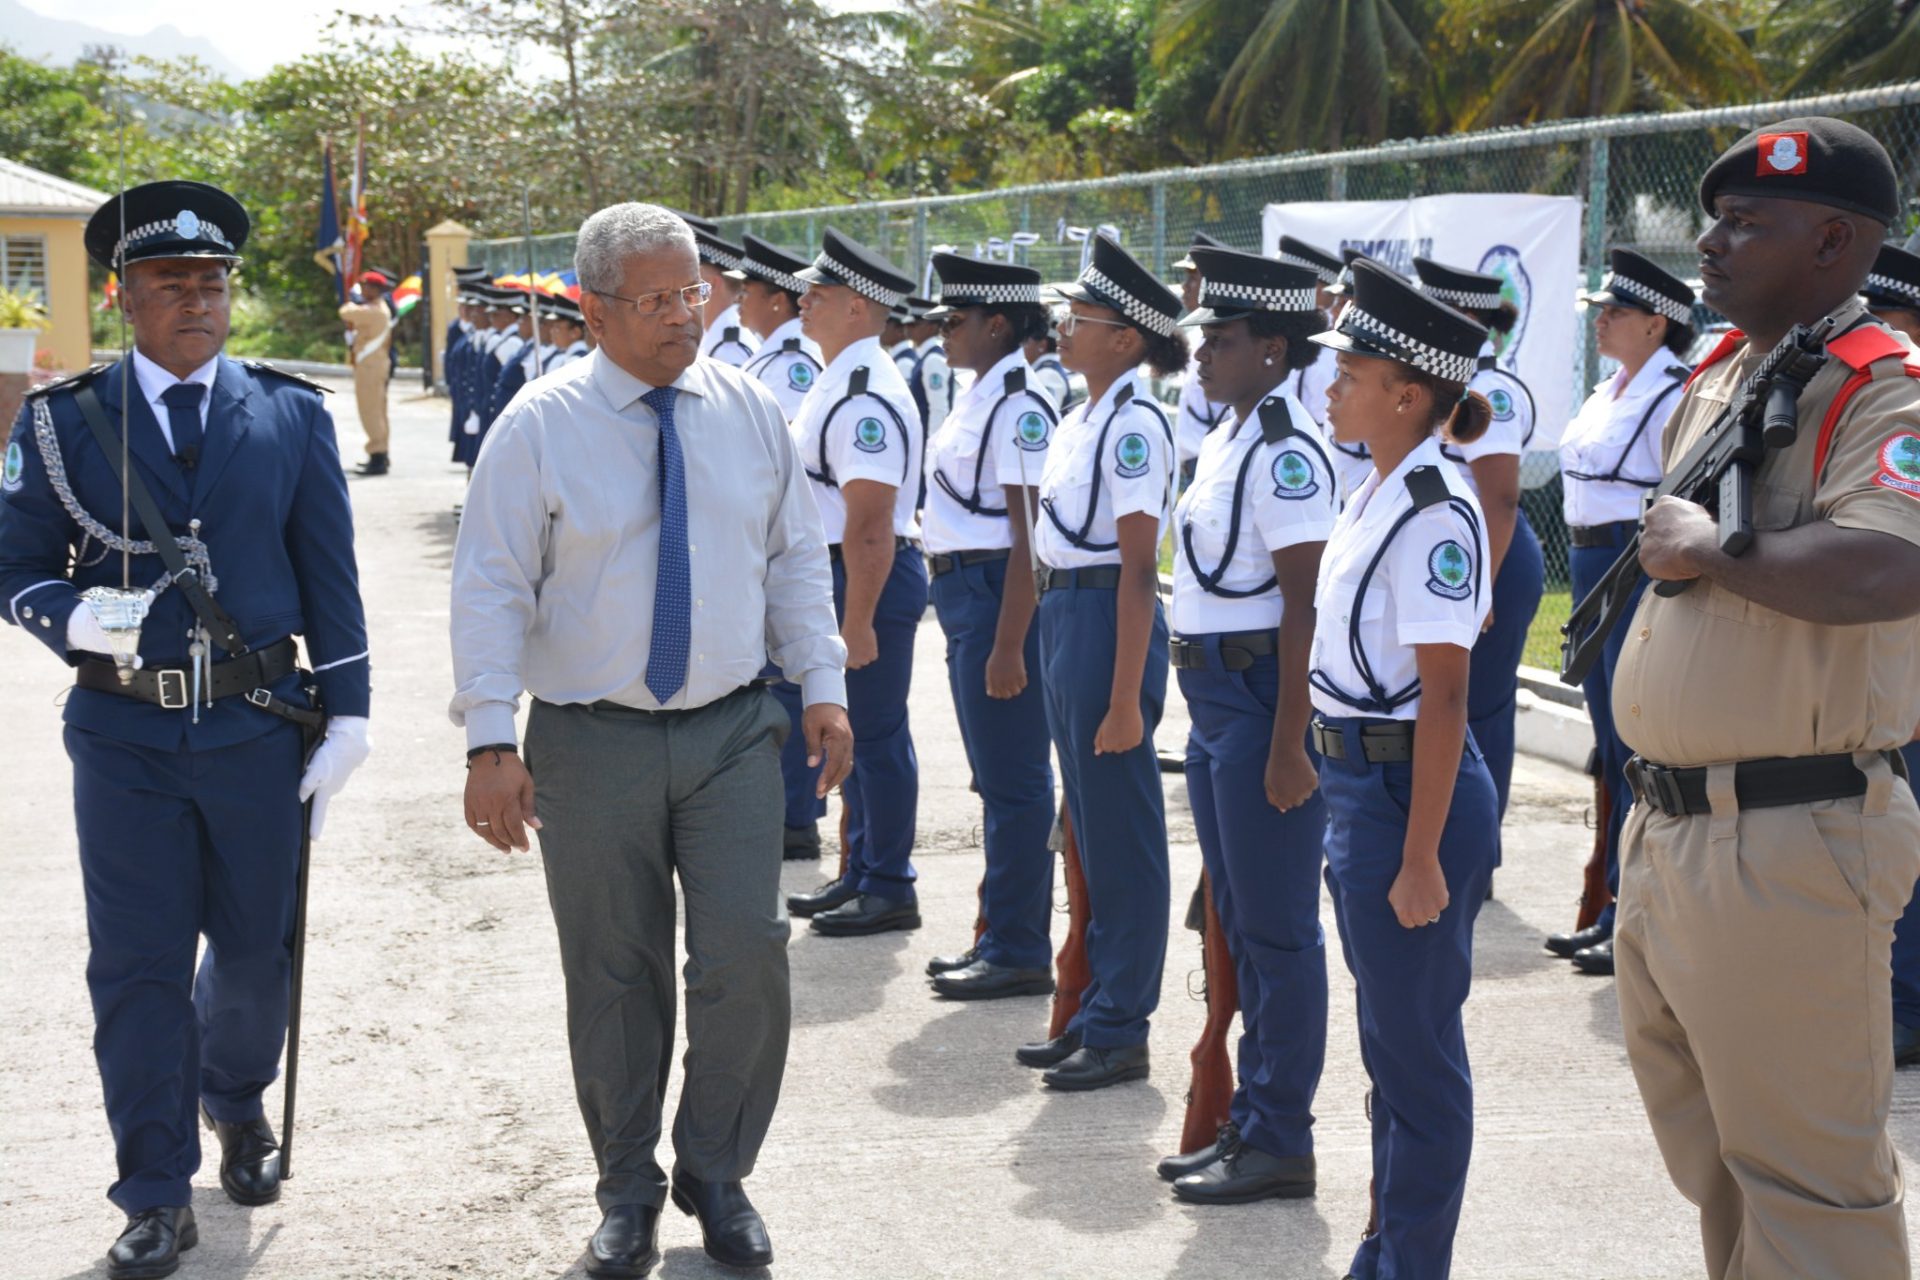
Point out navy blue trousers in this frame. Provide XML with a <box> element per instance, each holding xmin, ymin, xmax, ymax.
<box><xmin>67</xmin><ymin>721</ymin><xmax>305</xmax><ymax>1213</ymax></box>
<box><xmin>1038</xmin><ymin>580</ymin><xmax>1169</xmax><ymax>1048</ymax></box>
<box><xmin>1178</xmin><ymin>640</ymin><xmax>1327</xmax><ymax>1159</ymax></box>
<box><xmin>764</xmin><ymin>668</ymin><xmax>825</xmax><ymax>830</ymax></box>
<box><xmin>1568</xmin><ymin>531</ymin><xmax>1647</xmax><ymax>932</ymax></box>
<box><xmin>835</xmin><ymin>545</ymin><xmax>927</xmax><ymax>902</ymax></box>
<box><xmin>1892</xmin><ymin>742</ymin><xmax>1920</xmax><ymax>1029</ymax></box>
<box><xmin>1468</xmin><ymin>509</ymin><xmax>1544</xmax><ymax>852</ymax></box>
<box><xmin>1320</xmin><ymin>715</ymin><xmax>1496</xmax><ymax>1280</ymax></box>
<box><xmin>931</xmin><ymin>556</ymin><xmax>1055</xmax><ymax>970</ymax></box>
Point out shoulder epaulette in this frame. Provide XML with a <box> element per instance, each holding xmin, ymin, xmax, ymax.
<box><xmin>1664</xmin><ymin>364</ymin><xmax>1690</xmax><ymax>381</ymax></box>
<box><xmin>1828</xmin><ymin>325</ymin><xmax>1911</xmax><ymax>373</ymax></box>
<box><xmin>781</xmin><ymin>337</ymin><xmax>802</xmax><ymax>353</ymax></box>
<box><xmin>1004</xmin><ymin>367</ymin><xmax>1028</xmax><ymax>396</ymax></box>
<box><xmin>849</xmin><ymin>366</ymin><xmax>870</xmax><ymax>396</ymax></box>
<box><xmin>1405</xmin><ymin>464</ymin><xmax>1451</xmax><ymax>511</ymax></box>
<box><xmin>1257</xmin><ymin>397</ymin><xmax>1297</xmax><ymax>445</ymax></box>
<box><xmin>1114</xmin><ymin>382</ymin><xmax>1134</xmax><ymax>407</ymax></box>
<box><xmin>241</xmin><ymin>360</ymin><xmax>331</xmax><ymax>394</ymax></box>
<box><xmin>26</xmin><ymin>363</ymin><xmax>108</xmax><ymax>401</ymax></box>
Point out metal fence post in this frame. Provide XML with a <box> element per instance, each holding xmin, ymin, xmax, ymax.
<box><xmin>1328</xmin><ymin>163</ymin><xmax>1347</xmax><ymax>201</ymax></box>
<box><xmin>1582</xmin><ymin>135</ymin><xmax>1610</xmax><ymax>394</ymax></box>
<box><xmin>913</xmin><ymin>202</ymin><xmax>928</xmax><ymax>280</ymax></box>
<box><xmin>806</xmin><ymin>215</ymin><xmax>817</xmax><ymax>257</ymax></box>
<box><xmin>1151</xmin><ymin>181</ymin><xmax>1167</xmax><ymax>275</ymax></box>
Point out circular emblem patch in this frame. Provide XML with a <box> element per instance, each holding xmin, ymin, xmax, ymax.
<box><xmin>788</xmin><ymin>362</ymin><xmax>813</xmax><ymax>391</ymax></box>
<box><xmin>1270</xmin><ymin>449</ymin><xmax>1319</xmax><ymax>500</ymax></box>
<box><xmin>1488</xmin><ymin>388</ymin><xmax>1514</xmax><ymax>421</ymax></box>
<box><xmin>853</xmin><ymin>416</ymin><xmax>888</xmax><ymax>453</ymax></box>
<box><xmin>1016</xmin><ymin>410</ymin><xmax>1049</xmax><ymax>451</ymax></box>
<box><xmin>2</xmin><ymin>440</ymin><xmax>22</xmax><ymax>493</ymax></box>
<box><xmin>1114</xmin><ymin>431</ymin><xmax>1151</xmax><ymax>478</ymax></box>
<box><xmin>928</xmin><ymin>371</ymin><xmax>944</xmax><ymax>391</ymax></box>
<box><xmin>1874</xmin><ymin>433</ymin><xmax>1920</xmax><ymax>498</ymax></box>
<box><xmin>1426</xmin><ymin>540</ymin><xmax>1473</xmax><ymax>600</ymax></box>
<box><xmin>174</xmin><ymin>209</ymin><xmax>200</xmax><ymax>241</ymax></box>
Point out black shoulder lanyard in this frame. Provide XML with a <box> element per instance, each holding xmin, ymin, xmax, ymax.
<box><xmin>805</xmin><ymin>366</ymin><xmax>912</xmax><ymax>490</ymax></box>
<box><xmin>1306</xmin><ymin>464</ymin><xmax>1486</xmax><ymax>715</ymax></box>
<box><xmin>933</xmin><ymin>367</ymin><xmax>1058</xmax><ymax>518</ymax></box>
<box><xmin>1041</xmin><ymin>382</ymin><xmax>1173</xmax><ymax>553</ymax></box>
<box><xmin>1181</xmin><ymin>398</ymin><xmax>1333</xmax><ymax>599</ymax></box>
<box><xmin>1563</xmin><ymin>368</ymin><xmax>1687</xmax><ymax>489</ymax></box>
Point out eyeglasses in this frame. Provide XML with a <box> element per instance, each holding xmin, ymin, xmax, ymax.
<box><xmin>937</xmin><ymin>312</ymin><xmax>969</xmax><ymax>334</ymax></box>
<box><xmin>591</xmin><ymin>281</ymin><xmax>713</xmax><ymax>317</ymax></box>
<box><xmin>1057</xmin><ymin>312</ymin><xmax>1130</xmax><ymax>337</ymax></box>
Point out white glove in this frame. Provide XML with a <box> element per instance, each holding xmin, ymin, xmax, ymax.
<box><xmin>66</xmin><ymin>607</ymin><xmax>141</xmax><ymax>668</ymax></box>
<box><xmin>464</xmin><ymin>411</ymin><xmax>480</xmax><ymax>436</ymax></box>
<box><xmin>298</xmin><ymin>715</ymin><xmax>371</xmax><ymax>840</ymax></box>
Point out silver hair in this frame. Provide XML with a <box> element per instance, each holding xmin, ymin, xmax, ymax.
<box><xmin>573</xmin><ymin>203</ymin><xmax>697</xmax><ymax>295</ymax></box>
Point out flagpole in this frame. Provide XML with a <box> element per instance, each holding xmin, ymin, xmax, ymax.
<box><xmin>523</xmin><ymin>188</ymin><xmax>542</xmax><ymax>376</ymax></box>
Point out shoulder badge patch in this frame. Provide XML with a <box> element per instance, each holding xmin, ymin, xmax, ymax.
<box><xmin>788</xmin><ymin>362</ymin><xmax>814</xmax><ymax>392</ymax></box>
<box><xmin>1874</xmin><ymin>433</ymin><xmax>1920</xmax><ymax>499</ymax></box>
<box><xmin>853</xmin><ymin>416</ymin><xmax>889</xmax><ymax>453</ymax></box>
<box><xmin>927</xmin><ymin>371</ymin><xmax>944</xmax><ymax>391</ymax></box>
<box><xmin>1015</xmin><ymin>410</ymin><xmax>1050</xmax><ymax>451</ymax></box>
<box><xmin>1487</xmin><ymin>388</ymin><xmax>1514</xmax><ymax>422</ymax></box>
<box><xmin>1270</xmin><ymin>449</ymin><xmax>1319</xmax><ymax>500</ymax></box>
<box><xmin>1113</xmin><ymin>431</ymin><xmax>1151</xmax><ymax>478</ymax></box>
<box><xmin>3</xmin><ymin>440</ymin><xmax>23</xmax><ymax>493</ymax></box>
<box><xmin>1426</xmin><ymin>540</ymin><xmax>1474</xmax><ymax>600</ymax></box>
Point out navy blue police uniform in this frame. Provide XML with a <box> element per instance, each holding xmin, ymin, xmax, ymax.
<box><xmin>0</xmin><ymin>184</ymin><xmax>368</xmax><ymax>1229</ymax></box>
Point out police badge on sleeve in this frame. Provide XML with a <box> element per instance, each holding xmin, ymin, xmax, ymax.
<box><xmin>1426</xmin><ymin>540</ymin><xmax>1474</xmax><ymax>600</ymax></box>
<box><xmin>1270</xmin><ymin>449</ymin><xmax>1319</xmax><ymax>500</ymax></box>
<box><xmin>1874</xmin><ymin>433</ymin><xmax>1920</xmax><ymax>499</ymax></box>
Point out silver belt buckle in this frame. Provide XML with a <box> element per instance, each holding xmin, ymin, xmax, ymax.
<box><xmin>247</xmin><ymin>688</ymin><xmax>272</xmax><ymax>709</ymax></box>
<box><xmin>156</xmin><ymin>668</ymin><xmax>189</xmax><ymax>710</ymax></box>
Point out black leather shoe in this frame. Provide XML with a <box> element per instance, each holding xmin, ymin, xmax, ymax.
<box><xmin>1572</xmin><ymin>939</ymin><xmax>1615</xmax><ymax>976</ymax></box>
<box><xmin>1545</xmin><ymin>920</ymin><xmax>1612</xmax><ymax>959</ymax></box>
<box><xmin>354</xmin><ymin>452</ymin><xmax>389</xmax><ymax>476</ymax></box>
<box><xmin>1157</xmin><ymin>1122</ymin><xmax>1240</xmax><ymax>1182</ymax></box>
<box><xmin>202</xmin><ymin>1106</ymin><xmax>281</xmax><ymax>1205</ymax></box>
<box><xmin>108</xmin><ymin>1206</ymin><xmax>196</xmax><ymax>1280</ymax></box>
<box><xmin>1172</xmin><ymin>1146</ymin><xmax>1316</xmax><ymax>1204</ymax></box>
<box><xmin>925</xmin><ymin>943</ymin><xmax>980</xmax><ymax>977</ymax></box>
<box><xmin>670</xmin><ymin>1170</ymin><xmax>773</xmax><ymax>1268</ymax></box>
<box><xmin>782</xmin><ymin>823</ymin><xmax>821</xmax><ymax>861</ymax></box>
<box><xmin>786</xmin><ymin>875</ymin><xmax>858</xmax><ymax>918</ymax></box>
<box><xmin>809</xmin><ymin>893</ymin><xmax>921</xmax><ymax>937</ymax></box>
<box><xmin>932</xmin><ymin>958</ymin><xmax>1054</xmax><ymax>1001</ymax></box>
<box><xmin>1042</xmin><ymin>1043</ymin><xmax>1150</xmax><ymax>1092</ymax></box>
<box><xmin>586</xmin><ymin>1203</ymin><xmax>660</xmax><ymax>1278</ymax></box>
<box><xmin>1014</xmin><ymin>1030</ymin><xmax>1081</xmax><ymax>1069</ymax></box>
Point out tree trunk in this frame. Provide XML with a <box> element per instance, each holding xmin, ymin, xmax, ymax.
<box><xmin>1586</xmin><ymin>0</ymin><xmax>1612</xmax><ymax>118</ymax></box>
<box><xmin>559</xmin><ymin>0</ymin><xmax>600</xmax><ymax>208</ymax></box>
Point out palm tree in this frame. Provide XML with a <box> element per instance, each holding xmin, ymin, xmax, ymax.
<box><xmin>1754</xmin><ymin>0</ymin><xmax>1920</xmax><ymax>93</ymax></box>
<box><xmin>1151</xmin><ymin>0</ymin><xmax>1435</xmax><ymax>152</ymax></box>
<box><xmin>1454</xmin><ymin>0</ymin><xmax>1764</xmax><ymax>128</ymax></box>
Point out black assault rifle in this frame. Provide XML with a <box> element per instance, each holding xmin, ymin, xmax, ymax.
<box><xmin>1559</xmin><ymin>317</ymin><xmax>1836</xmax><ymax>686</ymax></box>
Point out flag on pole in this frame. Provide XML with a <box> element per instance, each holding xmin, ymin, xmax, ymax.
<box><xmin>314</xmin><ymin>139</ymin><xmax>345</xmax><ymax>302</ymax></box>
<box><xmin>344</xmin><ymin>118</ymin><xmax>370</xmax><ymax>287</ymax></box>
<box><xmin>390</xmin><ymin>273</ymin><xmax>422</xmax><ymax>318</ymax></box>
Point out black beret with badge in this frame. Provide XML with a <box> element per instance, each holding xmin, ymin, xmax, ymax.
<box><xmin>1583</xmin><ymin>248</ymin><xmax>1696</xmax><ymax>324</ymax></box>
<box><xmin>796</xmin><ymin>227</ymin><xmax>915</xmax><ymax>309</ymax></box>
<box><xmin>85</xmin><ymin>180</ymin><xmax>249</xmax><ymax>270</ymax></box>
<box><xmin>1053</xmin><ymin>235</ymin><xmax>1182</xmax><ymax>337</ymax></box>
<box><xmin>1312</xmin><ymin>258</ymin><xmax>1489</xmax><ymax>386</ymax></box>
<box><xmin>926</xmin><ymin>253</ymin><xmax>1043</xmax><ymax>317</ymax></box>
<box><xmin>1173</xmin><ymin>230</ymin><xmax>1229</xmax><ymax>272</ymax></box>
<box><xmin>1178</xmin><ymin>246</ymin><xmax>1320</xmax><ymax>327</ymax></box>
<box><xmin>1863</xmin><ymin>242</ymin><xmax>1920</xmax><ymax>313</ymax></box>
<box><xmin>1698</xmin><ymin>115</ymin><xmax>1900</xmax><ymax>226</ymax></box>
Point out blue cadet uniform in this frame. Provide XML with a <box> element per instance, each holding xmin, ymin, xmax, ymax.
<box><xmin>1307</xmin><ymin>259</ymin><xmax>1497</xmax><ymax>1280</ymax></box>
<box><xmin>481</xmin><ymin>288</ymin><xmax>537</xmax><ymax>439</ymax></box>
<box><xmin>1413</xmin><ymin>256</ymin><xmax>1546</xmax><ymax>838</ymax></box>
<box><xmin>735</xmin><ymin>233</ymin><xmax>831</xmax><ymax>847</ymax></box>
<box><xmin>1550</xmin><ymin>249</ymin><xmax>1695</xmax><ymax>959</ymax></box>
<box><xmin>919</xmin><ymin>253</ymin><xmax>1059</xmax><ymax>992</ymax></box>
<box><xmin>1031</xmin><ymin>235</ymin><xmax>1178</xmax><ymax>1077</ymax></box>
<box><xmin>0</xmin><ymin>183</ymin><xmax>369</xmax><ymax>1238</ymax></box>
<box><xmin>1165</xmin><ymin>247</ymin><xmax>1336</xmax><ymax>1194</ymax></box>
<box><xmin>1172</xmin><ymin>233</ymin><xmax>1234</xmax><ymax>473</ymax></box>
<box><xmin>457</xmin><ymin>286</ymin><xmax>519</xmax><ymax>468</ymax></box>
<box><xmin>785</xmin><ymin>230</ymin><xmax>929</xmax><ymax>932</ymax></box>
<box><xmin>444</xmin><ymin>266</ymin><xmax>488</xmax><ymax>451</ymax></box>
<box><xmin>534</xmin><ymin>291</ymin><xmax>590</xmax><ymax>376</ymax></box>
<box><xmin>1321</xmin><ymin>250</ymin><xmax>1379</xmax><ymax>502</ymax></box>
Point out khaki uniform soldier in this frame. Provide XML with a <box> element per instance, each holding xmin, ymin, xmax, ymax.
<box><xmin>1612</xmin><ymin>117</ymin><xmax>1920</xmax><ymax>1279</ymax></box>
<box><xmin>338</xmin><ymin>268</ymin><xmax>397</xmax><ymax>475</ymax></box>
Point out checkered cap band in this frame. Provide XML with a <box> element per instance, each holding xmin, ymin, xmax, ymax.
<box><xmin>1340</xmin><ymin>306</ymin><xmax>1479</xmax><ymax>384</ymax></box>
<box><xmin>1604</xmin><ymin>274</ymin><xmax>1693</xmax><ymax>323</ymax></box>
<box><xmin>117</xmin><ymin>216</ymin><xmax>236</xmax><ymax>262</ymax></box>
<box><xmin>743</xmin><ymin>257</ymin><xmax>808</xmax><ymax>295</ymax></box>
<box><xmin>938</xmin><ymin>282</ymin><xmax>1042</xmax><ymax>306</ymax></box>
<box><xmin>1420</xmin><ymin>282</ymin><xmax>1505</xmax><ymax>312</ymax></box>
<box><xmin>1082</xmin><ymin>266</ymin><xmax>1176</xmax><ymax>336</ymax></box>
<box><xmin>812</xmin><ymin>249</ymin><xmax>907</xmax><ymax>308</ymax></box>
<box><xmin>1865</xmin><ymin>271</ymin><xmax>1920</xmax><ymax>307</ymax></box>
<box><xmin>1278</xmin><ymin>251</ymin><xmax>1339</xmax><ymax>286</ymax></box>
<box><xmin>1202</xmin><ymin>279</ymin><xmax>1318</xmax><ymax>313</ymax></box>
<box><xmin>698</xmin><ymin>243</ymin><xmax>745</xmax><ymax>272</ymax></box>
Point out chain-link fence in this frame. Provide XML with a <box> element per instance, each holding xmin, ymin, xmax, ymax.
<box><xmin>471</xmin><ymin>82</ymin><xmax>1920</xmax><ymax>647</ymax></box>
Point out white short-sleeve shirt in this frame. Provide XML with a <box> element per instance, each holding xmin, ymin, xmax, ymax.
<box><xmin>915</xmin><ymin>339</ymin><xmax>954</xmax><ymax>434</ymax></box>
<box><xmin>1559</xmin><ymin>355</ymin><xmax>1689</xmax><ymax>529</ymax></box>
<box><xmin>699</xmin><ymin>301</ymin><xmax>758</xmax><ymax>368</ymax></box>
<box><xmin>1441</xmin><ymin>339</ymin><xmax>1534</xmax><ymax>497</ymax></box>
<box><xmin>743</xmin><ymin>317</ymin><xmax>825</xmax><ymax>423</ymax></box>
<box><xmin>1171</xmin><ymin>394</ymin><xmax>1339</xmax><ymax>634</ymax></box>
<box><xmin>788</xmin><ymin>334</ymin><xmax>923</xmax><ymax>542</ymax></box>
<box><xmin>922</xmin><ymin>349</ymin><xmax>1056</xmax><ymax>554</ymax></box>
<box><xmin>1034</xmin><ymin>370</ymin><xmax>1174</xmax><ymax>570</ymax></box>
<box><xmin>1309</xmin><ymin>436</ymin><xmax>1491</xmax><ymax>721</ymax></box>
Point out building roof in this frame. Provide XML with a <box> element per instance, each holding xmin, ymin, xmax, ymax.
<box><xmin>0</xmin><ymin>157</ymin><xmax>109</xmax><ymax>220</ymax></box>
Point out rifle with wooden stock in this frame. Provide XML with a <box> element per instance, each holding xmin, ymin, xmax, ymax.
<box><xmin>1179</xmin><ymin>870</ymin><xmax>1238</xmax><ymax>1155</ymax></box>
<box><xmin>1576</xmin><ymin>749</ymin><xmax>1615</xmax><ymax>932</ymax></box>
<box><xmin>1046</xmin><ymin>806</ymin><xmax>1091</xmax><ymax>1039</ymax></box>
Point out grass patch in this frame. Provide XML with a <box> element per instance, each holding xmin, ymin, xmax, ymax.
<box><xmin>1525</xmin><ymin>588</ymin><xmax>1572</xmax><ymax>671</ymax></box>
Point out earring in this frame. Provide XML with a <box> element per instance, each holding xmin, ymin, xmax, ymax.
<box><xmin>1263</xmin><ymin>356</ymin><xmax>1274</xmax><ymax>366</ymax></box>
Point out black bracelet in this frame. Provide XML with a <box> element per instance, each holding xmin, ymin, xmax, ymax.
<box><xmin>465</xmin><ymin>743</ymin><xmax>518</xmax><ymax>768</ymax></box>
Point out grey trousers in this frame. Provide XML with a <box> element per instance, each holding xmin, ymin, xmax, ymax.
<box><xmin>524</xmin><ymin>688</ymin><xmax>792</xmax><ymax>1211</ymax></box>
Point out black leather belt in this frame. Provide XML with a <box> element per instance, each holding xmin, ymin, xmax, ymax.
<box><xmin>1311</xmin><ymin>717</ymin><xmax>1415</xmax><ymax>763</ymax></box>
<box><xmin>928</xmin><ymin>548</ymin><xmax>1011</xmax><ymax>578</ymax></box>
<box><xmin>1170</xmin><ymin>630</ymin><xmax>1276</xmax><ymax>672</ymax></box>
<box><xmin>1569</xmin><ymin>520</ymin><xmax>1637</xmax><ymax>549</ymax></box>
<box><xmin>828</xmin><ymin>535</ymin><xmax>917</xmax><ymax>564</ymax></box>
<box><xmin>75</xmin><ymin>638</ymin><xmax>298</xmax><ymax>712</ymax></box>
<box><xmin>1624</xmin><ymin>750</ymin><xmax>1903</xmax><ymax>818</ymax></box>
<box><xmin>1034</xmin><ymin>565</ymin><xmax>1121</xmax><ymax>597</ymax></box>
